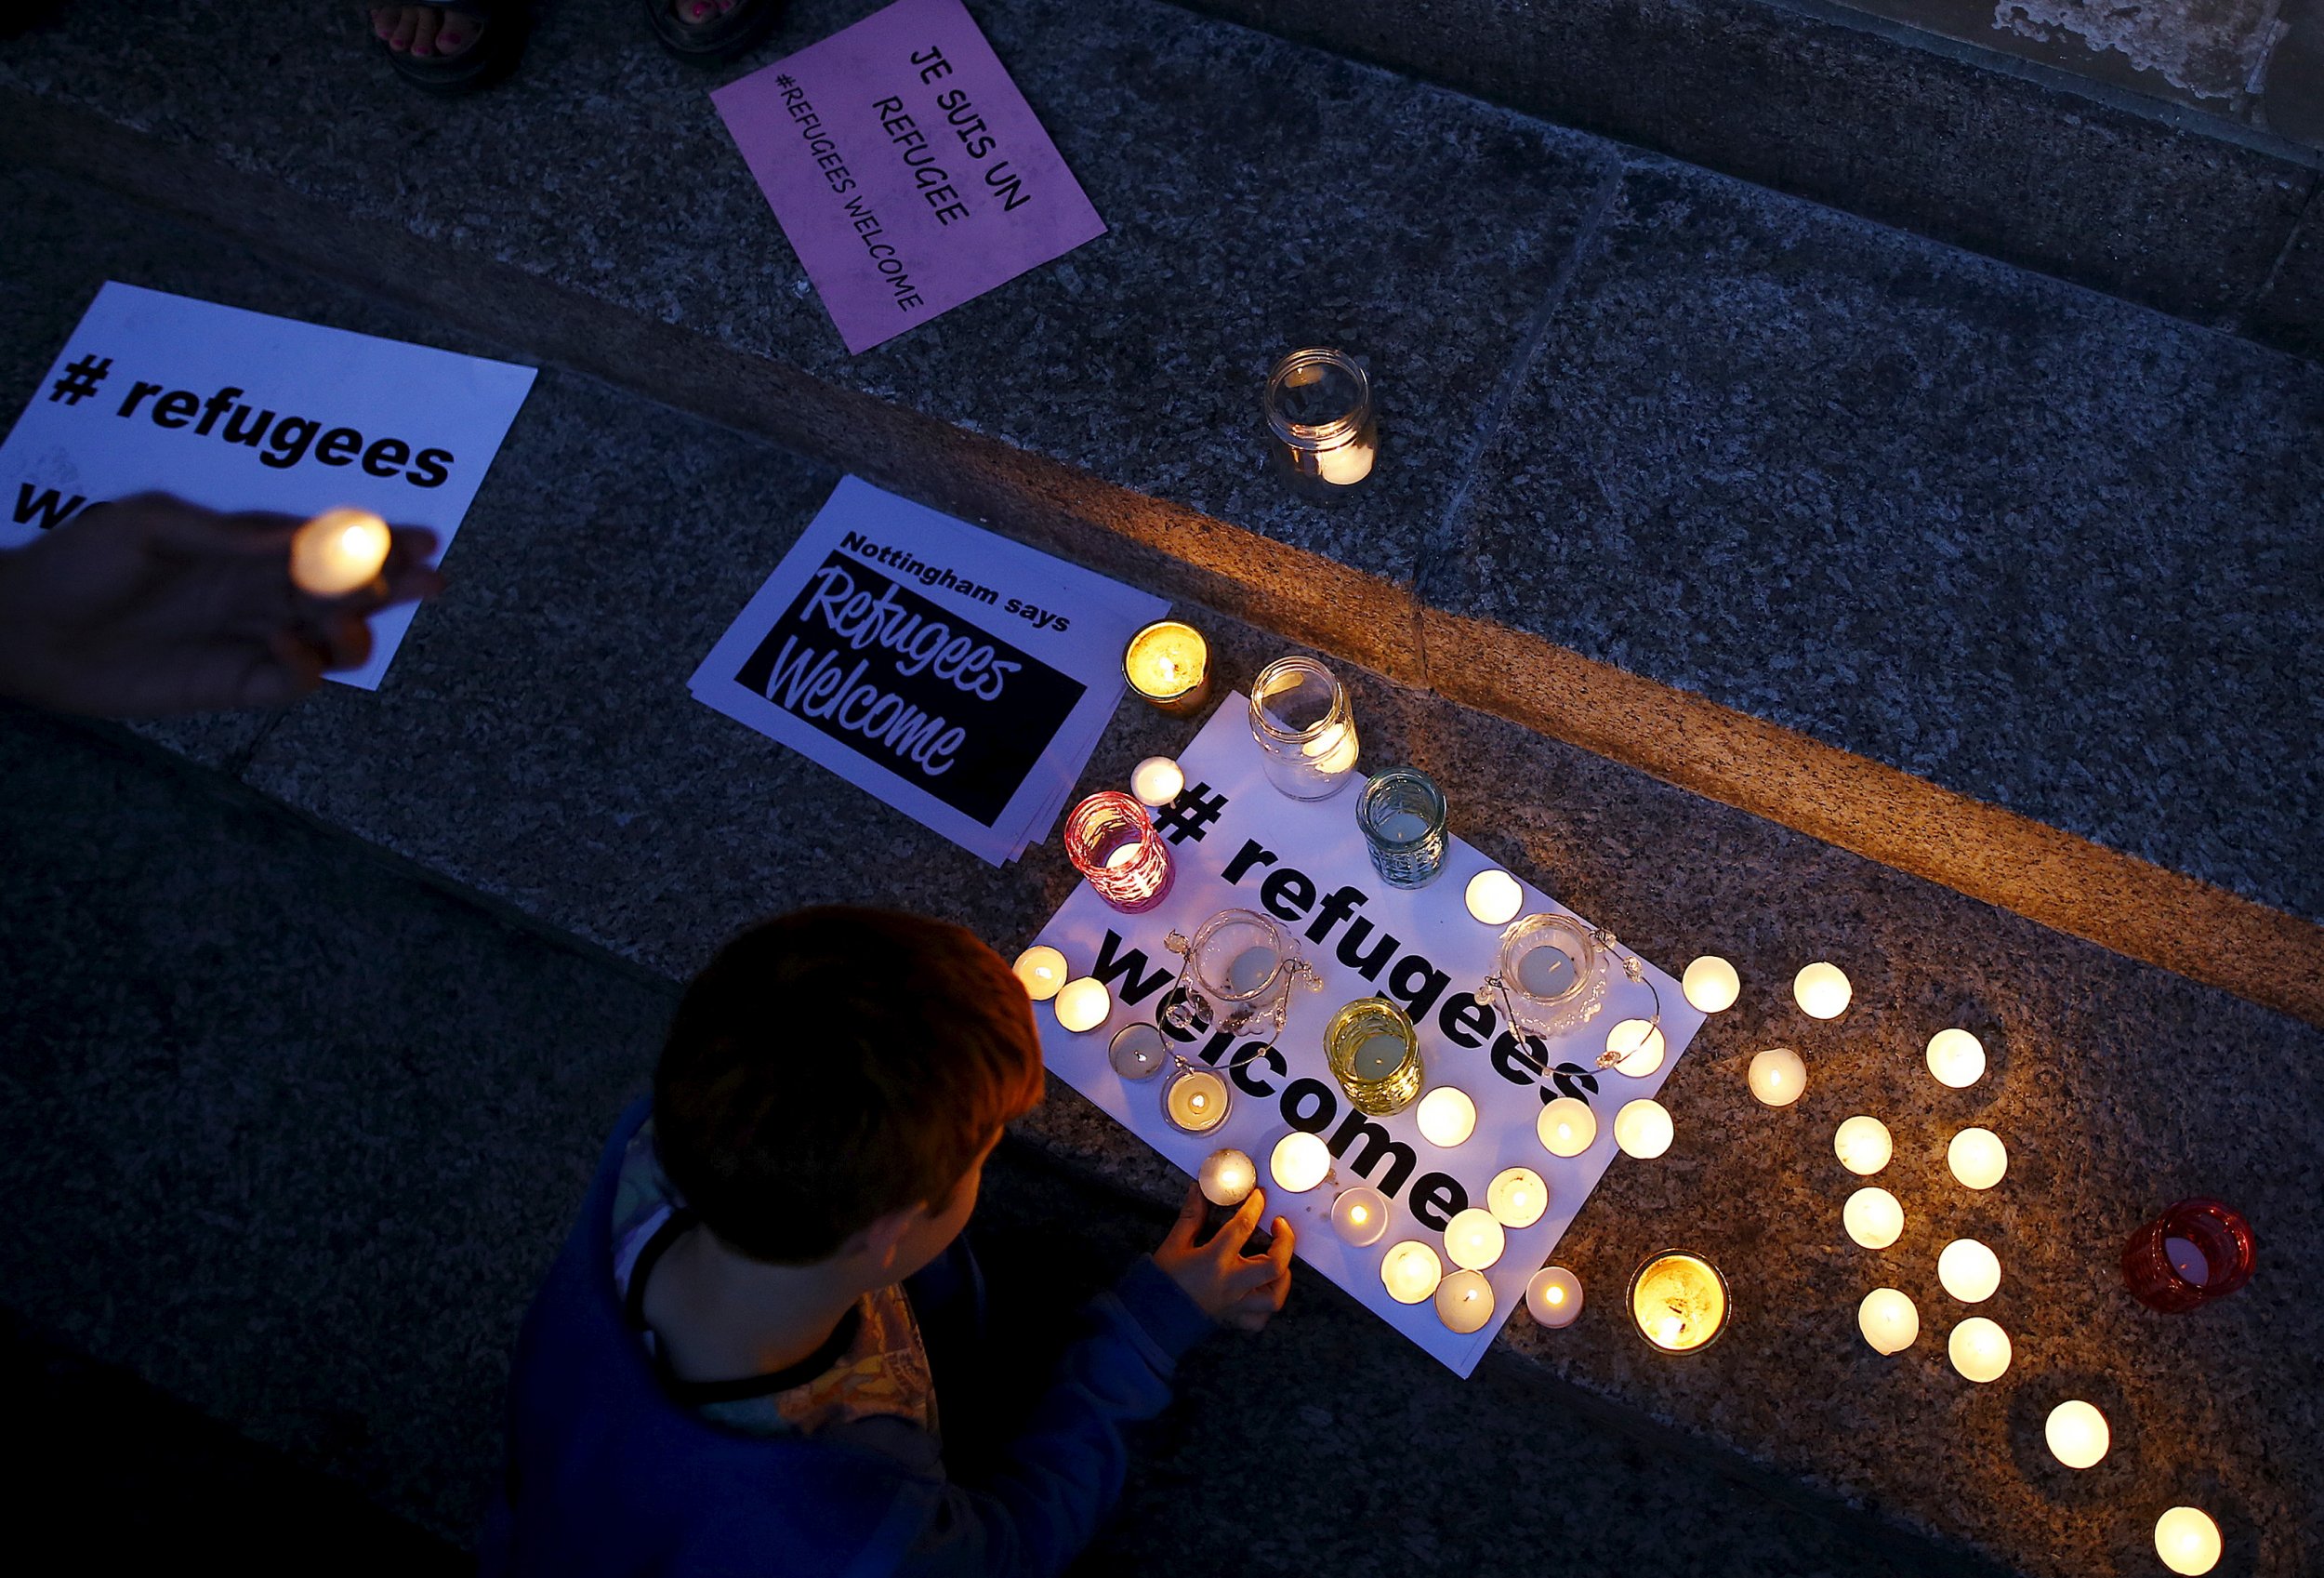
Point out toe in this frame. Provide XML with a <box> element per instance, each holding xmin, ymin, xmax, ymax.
<box><xmin>409</xmin><ymin>7</ymin><xmax>441</xmax><ymax>56</ymax></box>
<box><xmin>387</xmin><ymin>7</ymin><xmax>419</xmax><ymax>49</ymax></box>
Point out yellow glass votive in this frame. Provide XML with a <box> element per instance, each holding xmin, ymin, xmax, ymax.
<box><xmin>1325</xmin><ymin>997</ymin><xmax>1423</xmax><ymax>1115</ymax></box>
<box><xmin>1630</xmin><ymin>1250</ymin><xmax>1728</xmax><ymax>1354</ymax></box>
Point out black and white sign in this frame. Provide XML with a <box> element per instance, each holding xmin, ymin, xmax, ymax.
<box><xmin>691</xmin><ymin>477</ymin><xmax>1165</xmax><ymax>863</ymax></box>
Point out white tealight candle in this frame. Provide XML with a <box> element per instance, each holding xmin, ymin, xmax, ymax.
<box><xmin>1302</xmin><ymin>721</ymin><xmax>1359</xmax><ymax>775</ymax></box>
<box><xmin>1924</xmin><ymin>1028</ymin><xmax>1987</xmax><ymax>1088</ymax></box>
<box><xmin>1937</xmin><ymin>1238</ymin><xmax>2001</xmax><ymax>1304</ymax></box>
<box><xmin>1747</xmin><ymin>1047</ymin><xmax>1806</xmax><ymax>1107</ymax></box>
<box><xmin>1444</xmin><ymin>1207</ymin><xmax>1506</xmax><ymax>1271</ymax></box>
<box><xmin>1011</xmin><ymin>945</ymin><xmax>1068</xmax><ymax>1002</ymax></box>
<box><xmin>1519</xmin><ymin>945</ymin><xmax>1577</xmax><ymax>997</ymax></box>
<box><xmin>1612</xmin><ymin>1098</ymin><xmax>1673</xmax><ymax>1160</ymax></box>
<box><xmin>1165</xmin><ymin>1067</ymin><xmax>1231</xmax><ymax>1134</ymax></box>
<box><xmin>1270</xmin><ymin>1131</ymin><xmax>1332</xmax><ymax>1193</ymax></box>
<box><xmin>1948</xmin><ymin>1127</ymin><xmax>2008</xmax><ymax>1190</ymax></box>
<box><xmin>1129</xmin><ymin>757</ymin><xmax>1185</xmax><ymax>807</ymax></box>
<box><xmin>1331</xmin><ymin>1187</ymin><xmax>1389</xmax><ymax>1246</ymax></box>
<box><xmin>1197</xmin><ymin>1148</ymin><xmax>1256</xmax><ymax>1207</ymax></box>
<box><xmin>1053</xmin><ymin>977</ymin><xmax>1110</xmax><ymax>1032</ymax></box>
<box><xmin>1415</xmin><ymin>1086</ymin><xmax>1477</xmax><ymax>1147</ymax></box>
<box><xmin>1842</xmin><ymin>1187</ymin><xmax>1905</xmax><ymax>1249</ymax></box>
<box><xmin>289</xmin><ymin>507</ymin><xmax>391</xmax><ymax>596</ymax></box>
<box><xmin>1485</xmin><ymin>1166</ymin><xmax>1547</xmax><ymax>1229</ymax></box>
<box><xmin>1433</xmin><ymin>1268</ymin><xmax>1494</xmax><ymax>1333</ymax></box>
<box><xmin>1682</xmin><ymin>955</ymin><xmax>1740</xmax><ymax>1014</ymax></box>
<box><xmin>1224</xmin><ymin>946</ymin><xmax>1278</xmax><ymax>994</ymax></box>
<box><xmin>1380</xmin><ymin>1240</ymin><xmax>1444</xmax><ymax>1304</ymax></box>
<box><xmin>1792</xmin><ymin>961</ymin><xmax>1852</xmax><ymax>1019</ymax></box>
<box><xmin>1833</xmin><ymin>1116</ymin><xmax>1893</xmax><ymax>1176</ymax></box>
<box><xmin>1314</xmin><ymin>434</ymin><xmax>1376</xmax><ymax>487</ymax></box>
<box><xmin>2044</xmin><ymin>1400</ymin><xmax>2110</xmax><ymax>1469</ymax></box>
<box><xmin>1948</xmin><ymin>1316</ymin><xmax>2011</xmax><ymax>1382</ymax></box>
<box><xmin>1857</xmin><ymin>1287</ymin><xmax>1919</xmax><ymax>1354</ymax></box>
<box><xmin>1525</xmin><ymin>1266</ymin><xmax>1583</xmax><ymax>1327</ymax></box>
<box><xmin>1538</xmin><ymin>1096</ymin><xmax>1597</xmax><ymax>1158</ymax></box>
<box><xmin>1605</xmin><ymin>1017</ymin><xmax>1666</xmax><ymax>1078</ymax></box>
<box><xmin>2154</xmin><ymin>1507</ymin><xmax>2221</xmax><ymax>1575</ymax></box>
<box><xmin>1464</xmin><ymin>869</ymin><xmax>1523</xmax><ymax>925</ymax></box>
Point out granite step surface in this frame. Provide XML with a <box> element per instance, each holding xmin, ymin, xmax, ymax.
<box><xmin>4</xmin><ymin>0</ymin><xmax>2319</xmax><ymax>1029</ymax></box>
<box><xmin>2</xmin><ymin>165</ymin><xmax>2317</xmax><ymax>1577</ymax></box>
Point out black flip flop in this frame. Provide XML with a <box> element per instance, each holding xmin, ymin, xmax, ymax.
<box><xmin>641</xmin><ymin>0</ymin><xmax>784</xmax><ymax>63</ymax></box>
<box><xmin>377</xmin><ymin>2</ymin><xmax>531</xmax><ymax>96</ymax></box>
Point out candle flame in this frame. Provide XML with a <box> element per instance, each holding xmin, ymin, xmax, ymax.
<box><xmin>1351</xmin><ymin>1205</ymin><xmax>1368</xmax><ymax>1223</ymax></box>
<box><xmin>1547</xmin><ymin>1286</ymin><xmax>1565</xmax><ymax>1305</ymax></box>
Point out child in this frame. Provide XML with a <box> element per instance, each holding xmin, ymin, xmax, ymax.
<box><xmin>482</xmin><ymin>906</ymin><xmax>1295</xmax><ymax>1575</ymax></box>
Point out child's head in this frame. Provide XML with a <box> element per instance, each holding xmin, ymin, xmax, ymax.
<box><xmin>654</xmin><ymin>906</ymin><xmax>1044</xmax><ymax>1276</ymax></box>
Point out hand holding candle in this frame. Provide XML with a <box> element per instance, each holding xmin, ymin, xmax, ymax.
<box><xmin>1155</xmin><ymin>1184</ymin><xmax>1294</xmax><ymax>1333</ymax></box>
<box><xmin>289</xmin><ymin>508</ymin><xmax>391</xmax><ymax>596</ymax></box>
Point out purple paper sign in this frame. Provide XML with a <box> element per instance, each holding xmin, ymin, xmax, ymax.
<box><xmin>714</xmin><ymin>0</ymin><xmax>1106</xmax><ymax>354</ymax></box>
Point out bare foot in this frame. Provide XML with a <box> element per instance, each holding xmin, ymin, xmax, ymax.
<box><xmin>370</xmin><ymin>6</ymin><xmax>483</xmax><ymax>59</ymax></box>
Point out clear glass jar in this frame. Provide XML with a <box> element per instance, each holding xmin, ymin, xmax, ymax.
<box><xmin>1264</xmin><ymin>348</ymin><xmax>1377</xmax><ymax>495</ymax></box>
<box><xmin>1490</xmin><ymin>912</ymin><xmax>1609</xmax><ymax>1042</ymax></box>
<box><xmin>1063</xmin><ymin>791</ymin><xmax>1173</xmax><ymax>913</ymax></box>
<box><xmin>1357</xmin><ymin>768</ymin><xmax>1448</xmax><ymax>889</ymax></box>
<box><xmin>1325</xmin><ymin>996</ymin><xmax>1424</xmax><ymax>1116</ymax></box>
<box><xmin>2120</xmin><ymin>1198</ymin><xmax>2256</xmax><ymax>1312</ymax></box>
<box><xmin>1248</xmin><ymin>656</ymin><xmax>1359</xmax><ymax>801</ymax></box>
<box><xmin>1163</xmin><ymin>908</ymin><xmax>1316</xmax><ymax>1042</ymax></box>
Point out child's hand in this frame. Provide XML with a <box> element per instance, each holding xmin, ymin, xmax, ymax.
<box><xmin>1155</xmin><ymin>1183</ymin><xmax>1295</xmax><ymax>1332</ymax></box>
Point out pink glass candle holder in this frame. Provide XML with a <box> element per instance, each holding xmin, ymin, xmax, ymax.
<box><xmin>2121</xmin><ymin>1198</ymin><xmax>2255</xmax><ymax>1313</ymax></box>
<box><xmin>1064</xmin><ymin>791</ymin><xmax>1174</xmax><ymax>913</ymax></box>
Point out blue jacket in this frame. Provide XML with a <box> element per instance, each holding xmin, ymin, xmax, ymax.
<box><xmin>481</xmin><ymin>1100</ymin><xmax>1216</xmax><ymax>1577</ymax></box>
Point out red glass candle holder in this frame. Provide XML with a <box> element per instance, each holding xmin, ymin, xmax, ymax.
<box><xmin>1064</xmin><ymin>791</ymin><xmax>1174</xmax><ymax>913</ymax></box>
<box><xmin>2120</xmin><ymin>1198</ymin><xmax>2255</xmax><ymax>1313</ymax></box>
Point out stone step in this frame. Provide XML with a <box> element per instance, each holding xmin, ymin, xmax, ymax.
<box><xmin>2</xmin><ymin>0</ymin><xmax>2318</xmax><ymax>1028</ymax></box>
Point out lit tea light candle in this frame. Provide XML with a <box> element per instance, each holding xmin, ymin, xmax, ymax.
<box><xmin>1485</xmin><ymin>1166</ymin><xmax>1547</xmax><ymax>1229</ymax></box>
<box><xmin>1313</xmin><ymin>434</ymin><xmax>1376</xmax><ymax>486</ymax></box>
<box><xmin>1012</xmin><ymin>945</ymin><xmax>1068</xmax><ymax>1001</ymax></box>
<box><xmin>1937</xmin><ymin>1238</ymin><xmax>2001</xmax><ymax>1303</ymax></box>
<box><xmin>1612</xmin><ymin>1098</ymin><xmax>1673</xmax><ymax>1160</ymax></box>
<box><xmin>1525</xmin><ymin>1266</ymin><xmax>1583</xmax><ymax>1327</ymax></box>
<box><xmin>1843</xmin><ymin>1187</ymin><xmax>1905</xmax><ymax>1250</ymax></box>
<box><xmin>1123</xmin><ymin>620</ymin><xmax>1210</xmax><ymax>715</ymax></box>
<box><xmin>1415</xmin><ymin>1086</ymin><xmax>1476</xmax><ymax>1147</ymax></box>
<box><xmin>2154</xmin><ymin>1507</ymin><xmax>2221</xmax><ymax>1575</ymax></box>
<box><xmin>1464</xmin><ymin>869</ymin><xmax>1523</xmax><ymax>925</ymax></box>
<box><xmin>1924</xmin><ymin>1028</ymin><xmax>1986</xmax><ymax>1088</ymax></box>
<box><xmin>1444</xmin><ymin>1207</ymin><xmax>1505</xmax><ymax>1271</ymax></box>
<box><xmin>1792</xmin><ymin>961</ymin><xmax>1852</xmax><ymax>1019</ymax></box>
<box><xmin>1682</xmin><ymin>955</ymin><xmax>1740</xmax><ymax>1014</ymax></box>
<box><xmin>1630</xmin><ymin>1251</ymin><xmax>1728</xmax><ymax>1354</ymax></box>
<box><xmin>2044</xmin><ymin>1400</ymin><xmax>2109</xmax><ymax>1469</ymax></box>
<box><xmin>1857</xmin><ymin>1287</ymin><xmax>1918</xmax><ymax>1353</ymax></box>
<box><xmin>1833</xmin><ymin>1116</ymin><xmax>1893</xmax><ymax>1176</ymax></box>
<box><xmin>1129</xmin><ymin>756</ymin><xmax>1184</xmax><ymax>807</ymax></box>
<box><xmin>1270</xmin><ymin>1131</ymin><xmax>1331</xmax><ymax>1193</ymax></box>
<box><xmin>1332</xmin><ymin>1186</ymin><xmax>1389</xmax><ymax>1246</ymax></box>
<box><xmin>1518</xmin><ymin>943</ymin><xmax>1578</xmax><ymax>997</ymax></box>
<box><xmin>1197</xmin><ymin>1148</ymin><xmax>1256</xmax><ymax>1207</ymax></box>
<box><xmin>1748</xmin><ymin>1047</ymin><xmax>1806</xmax><ymax>1107</ymax></box>
<box><xmin>1538</xmin><ymin>1096</ymin><xmax>1596</xmax><ymax>1158</ymax></box>
<box><xmin>1224</xmin><ymin>945</ymin><xmax>1278</xmax><ymax>994</ymax></box>
<box><xmin>1164</xmin><ymin>1067</ymin><xmax>1231</xmax><ymax>1134</ymax></box>
<box><xmin>1606</xmin><ymin>1018</ymin><xmax>1666</xmax><ymax>1078</ymax></box>
<box><xmin>1380</xmin><ymin>1240</ymin><xmax>1443</xmax><ymax>1304</ymax></box>
<box><xmin>1948</xmin><ymin>1316</ymin><xmax>2011</xmax><ymax>1382</ymax></box>
<box><xmin>1301</xmin><ymin>721</ymin><xmax>1359</xmax><ymax>776</ymax></box>
<box><xmin>290</xmin><ymin>507</ymin><xmax>391</xmax><ymax>596</ymax></box>
<box><xmin>1107</xmin><ymin>1022</ymin><xmax>1169</xmax><ymax>1081</ymax></box>
<box><xmin>1053</xmin><ymin>977</ymin><xmax>1110</xmax><ymax>1033</ymax></box>
<box><xmin>1948</xmin><ymin>1127</ymin><xmax>2008</xmax><ymax>1190</ymax></box>
<box><xmin>1433</xmin><ymin>1268</ymin><xmax>1494</xmax><ymax>1333</ymax></box>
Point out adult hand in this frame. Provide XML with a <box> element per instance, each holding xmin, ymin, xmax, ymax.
<box><xmin>1155</xmin><ymin>1184</ymin><xmax>1296</xmax><ymax>1333</ymax></box>
<box><xmin>0</xmin><ymin>493</ymin><xmax>441</xmax><ymax>717</ymax></box>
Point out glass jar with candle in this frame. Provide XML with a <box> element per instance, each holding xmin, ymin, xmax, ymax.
<box><xmin>1161</xmin><ymin>1060</ymin><xmax>1233</xmax><ymax>1135</ymax></box>
<box><xmin>1160</xmin><ymin>908</ymin><xmax>1319</xmax><ymax>1050</ymax></box>
<box><xmin>2120</xmin><ymin>1197</ymin><xmax>2256</xmax><ymax>1313</ymax></box>
<box><xmin>1628</xmin><ymin>1249</ymin><xmax>1730</xmax><ymax>1355</ymax></box>
<box><xmin>1063</xmin><ymin>791</ymin><xmax>1174</xmax><ymax>913</ymax></box>
<box><xmin>1248</xmin><ymin>657</ymin><xmax>1360</xmax><ymax>801</ymax></box>
<box><xmin>1324</xmin><ymin>996</ymin><xmax>1424</xmax><ymax>1115</ymax></box>
<box><xmin>1479</xmin><ymin>912</ymin><xmax>1611</xmax><ymax>1046</ymax></box>
<box><xmin>1122</xmin><ymin>620</ymin><xmax>1210</xmax><ymax>716</ymax></box>
<box><xmin>1263</xmin><ymin>347</ymin><xmax>1377</xmax><ymax>496</ymax></box>
<box><xmin>1357</xmin><ymin>768</ymin><xmax>1449</xmax><ymax>889</ymax></box>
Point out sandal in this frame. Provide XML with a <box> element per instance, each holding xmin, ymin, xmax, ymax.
<box><xmin>375</xmin><ymin>2</ymin><xmax>532</xmax><ymax>96</ymax></box>
<box><xmin>640</xmin><ymin>0</ymin><xmax>784</xmax><ymax>63</ymax></box>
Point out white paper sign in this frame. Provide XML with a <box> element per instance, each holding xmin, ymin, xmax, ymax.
<box><xmin>0</xmin><ymin>282</ymin><xmax>536</xmax><ymax>689</ymax></box>
<box><xmin>691</xmin><ymin>476</ymin><xmax>1167</xmax><ymax>865</ymax></box>
<box><xmin>1032</xmin><ymin>699</ymin><xmax>1704</xmax><ymax>1375</ymax></box>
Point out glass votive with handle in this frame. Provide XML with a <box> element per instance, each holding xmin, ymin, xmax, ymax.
<box><xmin>1324</xmin><ymin>996</ymin><xmax>1423</xmax><ymax>1115</ymax></box>
<box><xmin>1263</xmin><ymin>347</ymin><xmax>1376</xmax><ymax>495</ymax></box>
<box><xmin>1356</xmin><ymin>768</ymin><xmax>1448</xmax><ymax>889</ymax></box>
<box><xmin>2121</xmin><ymin>1197</ymin><xmax>2255</xmax><ymax>1313</ymax></box>
<box><xmin>1063</xmin><ymin>791</ymin><xmax>1173</xmax><ymax>913</ymax></box>
<box><xmin>1248</xmin><ymin>656</ymin><xmax>1360</xmax><ymax>801</ymax></box>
